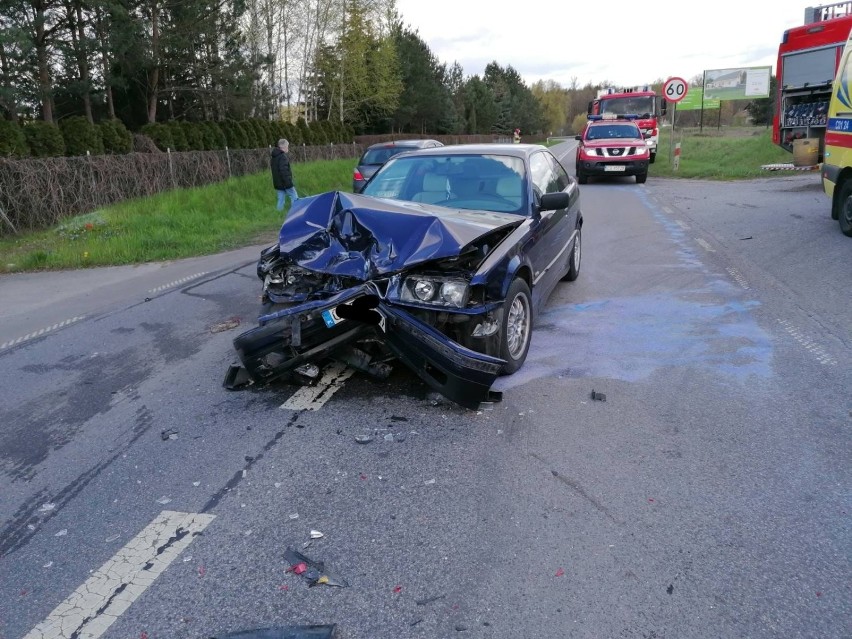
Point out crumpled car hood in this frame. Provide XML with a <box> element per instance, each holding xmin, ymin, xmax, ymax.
<box><xmin>278</xmin><ymin>191</ymin><xmax>524</xmax><ymax>279</ymax></box>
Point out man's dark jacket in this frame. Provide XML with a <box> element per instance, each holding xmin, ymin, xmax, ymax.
<box><xmin>271</xmin><ymin>147</ymin><xmax>294</xmax><ymax>190</ymax></box>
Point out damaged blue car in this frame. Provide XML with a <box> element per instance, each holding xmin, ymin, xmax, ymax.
<box><xmin>226</xmin><ymin>144</ymin><xmax>583</xmax><ymax>409</ymax></box>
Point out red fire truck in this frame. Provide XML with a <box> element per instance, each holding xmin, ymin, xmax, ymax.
<box><xmin>772</xmin><ymin>2</ymin><xmax>852</xmax><ymax>158</ymax></box>
<box><xmin>588</xmin><ymin>87</ymin><xmax>666</xmax><ymax>163</ymax></box>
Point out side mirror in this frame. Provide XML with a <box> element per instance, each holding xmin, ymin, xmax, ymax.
<box><xmin>574</xmin><ymin>135</ymin><xmax>582</xmax><ymax>141</ymax></box>
<box><xmin>539</xmin><ymin>192</ymin><xmax>571</xmax><ymax>211</ymax></box>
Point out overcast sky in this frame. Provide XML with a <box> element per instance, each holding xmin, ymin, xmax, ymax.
<box><xmin>394</xmin><ymin>0</ymin><xmax>833</xmax><ymax>87</ymax></box>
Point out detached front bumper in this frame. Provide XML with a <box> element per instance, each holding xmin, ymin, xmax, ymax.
<box><xmin>226</xmin><ymin>286</ymin><xmax>505</xmax><ymax>410</ymax></box>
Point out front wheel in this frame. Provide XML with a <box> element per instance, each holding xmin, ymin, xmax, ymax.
<box><xmin>562</xmin><ymin>229</ymin><xmax>582</xmax><ymax>281</ymax></box>
<box><xmin>500</xmin><ymin>278</ymin><xmax>532</xmax><ymax>374</ymax></box>
<box><xmin>636</xmin><ymin>172</ymin><xmax>647</xmax><ymax>184</ymax></box>
<box><xmin>577</xmin><ymin>171</ymin><xmax>588</xmax><ymax>185</ymax></box>
<box><xmin>839</xmin><ymin>179</ymin><xmax>852</xmax><ymax>237</ymax></box>
<box><xmin>649</xmin><ymin>151</ymin><xmax>656</xmax><ymax>164</ymax></box>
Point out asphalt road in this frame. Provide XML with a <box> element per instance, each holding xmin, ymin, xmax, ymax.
<box><xmin>1</xmin><ymin>146</ymin><xmax>849</xmax><ymax>639</ymax></box>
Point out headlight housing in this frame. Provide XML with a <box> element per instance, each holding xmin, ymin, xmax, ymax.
<box><xmin>400</xmin><ymin>276</ymin><xmax>470</xmax><ymax>308</ymax></box>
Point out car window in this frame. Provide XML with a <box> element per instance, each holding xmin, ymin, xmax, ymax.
<box><xmin>362</xmin><ymin>153</ymin><xmax>527</xmax><ymax>214</ymax></box>
<box><xmin>545</xmin><ymin>152</ymin><xmax>571</xmax><ymax>191</ymax></box>
<box><xmin>586</xmin><ymin>124</ymin><xmax>641</xmax><ymax>140</ymax></box>
<box><xmin>530</xmin><ymin>151</ymin><xmax>562</xmax><ymax>195</ymax></box>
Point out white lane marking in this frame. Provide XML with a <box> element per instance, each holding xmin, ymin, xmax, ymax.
<box><xmin>662</xmin><ymin>206</ymin><xmax>674</xmax><ymax>214</ymax></box>
<box><xmin>726</xmin><ymin>267</ymin><xmax>750</xmax><ymax>290</ymax></box>
<box><xmin>695</xmin><ymin>237</ymin><xmax>716</xmax><ymax>252</ymax></box>
<box><xmin>675</xmin><ymin>219</ymin><xmax>691</xmax><ymax>231</ymax></box>
<box><xmin>0</xmin><ymin>316</ymin><xmax>86</xmax><ymax>351</ymax></box>
<box><xmin>148</xmin><ymin>272</ymin><xmax>208</xmax><ymax>294</ymax></box>
<box><xmin>777</xmin><ymin>319</ymin><xmax>838</xmax><ymax>366</ymax></box>
<box><xmin>23</xmin><ymin>511</ymin><xmax>214</xmax><ymax>639</ymax></box>
<box><xmin>280</xmin><ymin>361</ymin><xmax>355</xmax><ymax>411</ymax></box>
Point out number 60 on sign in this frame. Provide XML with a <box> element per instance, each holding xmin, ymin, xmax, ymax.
<box><xmin>663</xmin><ymin>77</ymin><xmax>688</xmax><ymax>103</ymax></box>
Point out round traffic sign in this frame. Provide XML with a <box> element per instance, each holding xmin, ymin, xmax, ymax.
<box><xmin>663</xmin><ymin>77</ymin><xmax>688</xmax><ymax>103</ymax></box>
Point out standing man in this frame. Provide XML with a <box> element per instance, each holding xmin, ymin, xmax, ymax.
<box><xmin>271</xmin><ymin>138</ymin><xmax>298</xmax><ymax>211</ymax></box>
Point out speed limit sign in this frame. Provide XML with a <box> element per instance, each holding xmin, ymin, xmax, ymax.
<box><xmin>663</xmin><ymin>77</ymin><xmax>688</xmax><ymax>103</ymax></box>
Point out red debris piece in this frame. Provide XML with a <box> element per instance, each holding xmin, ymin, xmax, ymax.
<box><xmin>393</xmin><ymin>585</ymin><xmax>402</xmax><ymax>593</ymax></box>
<box><xmin>20</xmin><ymin>589</ymin><xmax>27</xmax><ymax>596</ymax></box>
<box><xmin>198</xmin><ymin>565</ymin><xmax>206</xmax><ymax>577</ymax></box>
<box><xmin>648</xmin><ymin>498</ymin><xmax>655</xmax><ymax>503</ymax></box>
<box><xmin>360</xmin><ymin>473</ymin><xmax>368</xmax><ymax>480</ymax></box>
<box><xmin>286</xmin><ymin>562</ymin><xmax>308</xmax><ymax>575</ymax></box>
<box><xmin>140</xmin><ymin>632</ymin><xmax>149</xmax><ymax>639</ymax></box>
<box><xmin>279</xmin><ymin>584</ymin><xmax>289</xmax><ymax>591</ymax></box>
<box><xmin>816</xmin><ymin>592</ymin><xmax>822</xmax><ymax>597</ymax></box>
<box><xmin>555</xmin><ymin>568</ymin><xmax>565</xmax><ymax>577</ymax></box>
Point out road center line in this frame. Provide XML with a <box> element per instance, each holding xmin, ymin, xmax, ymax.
<box><xmin>23</xmin><ymin>510</ymin><xmax>214</xmax><ymax>639</ymax></box>
<box><xmin>280</xmin><ymin>361</ymin><xmax>354</xmax><ymax>411</ymax></box>
<box><xmin>147</xmin><ymin>271</ymin><xmax>208</xmax><ymax>294</ymax></box>
<box><xmin>674</xmin><ymin>219</ymin><xmax>691</xmax><ymax>231</ymax></box>
<box><xmin>694</xmin><ymin>237</ymin><xmax>716</xmax><ymax>252</ymax></box>
<box><xmin>0</xmin><ymin>316</ymin><xmax>86</xmax><ymax>351</ymax></box>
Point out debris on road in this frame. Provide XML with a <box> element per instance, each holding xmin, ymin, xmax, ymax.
<box><xmin>215</xmin><ymin>626</ymin><xmax>336</xmax><ymax>639</ymax></box>
<box><xmin>289</xmin><ymin>513</ymin><xmax>300</xmax><ymax>520</ymax></box>
<box><xmin>284</xmin><ymin>547</ymin><xmax>349</xmax><ymax>587</ymax></box>
<box><xmin>415</xmin><ymin>594</ymin><xmax>446</xmax><ymax>606</ymax></box>
<box><xmin>105</xmin><ymin>533</ymin><xmax>121</xmax><ymax>543</ymax></box>
<box><xmin>156</xmin><ymin>496</ymin><xmax>172</xmax><ymax>505</ymax></box>
<box><xmin>310</xmin><ymin>530</ymin><xmax>324</xmax><ymax>539</ymax></box>
<box><xmin>37</xmin><ymin>503</ymin><xmax>56</xmax><ymax>514</ymax></box>
<box><xmin>590</xmin><ymin>389</ymin><xmax>607</xmax><ymax>402</ymax></box>
<box><xmin>555</xmin><ymin>568</ymin><xmax>565</xmax><ymax>577</ymax></box>
<box><xmin>210</xmin><ymin>317</ymin><xmax>242</xmax><ymax>334</ymax></box>
<box><xmin>54</xmin><ymin>529</ymin><xmax>67</xmax><ymax>537</ymax></box>
<box><xmin>43</xmin><ymin>561</ymin><xmax>53</xmax><ymax>568</ymax></box>
<box><xmin>161</xmin><ymin>428</ymin><xmax>178</xmax><ymax>441</ymax></box>
<box><xmin>354</xmin><ymin>434</ymin><xmax>374</xmax><ymax>444</ymax></box>
<box><xmin>393</xmin><ymin>585</ymin><xmax>403</xmax><ymax>593</ymax></box>
<box><xmin>424</xmin><ymin>478</ymin><xmax>436</xmax><ymax>486</ymax></box>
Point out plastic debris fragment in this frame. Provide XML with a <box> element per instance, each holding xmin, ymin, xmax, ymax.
<box><xmin>161</xmin><ymin>429</ymin><xmax>178</xmax><ymax>441</ymax></box>
<box><xmin>289</xmin><ymin>513</ymin><xmax>300</xmax><ymax>520</ymax></box>
<box><xmin>555</xmin><ymin>568</ymin><xmax>565</xmax><ymax>577</ymax></box>
<box><xmin>310</xmin><ymin>530</ymin><xmax>324</xmax><ymax>539</ymax></box>
<box><xmin>354</xmin><ymin>435</ymin><xmax>374</xmax><ymax>444</ymax></box>
<box><xmin>393</xmin><ymin>585</ymin><xmax>402</xmax><ymax>593</ymax></box>
<box><xmin>591</xmin><ymin>389</ymin><xmax>607</xmax><ymax>402</ymax></box>
<box><xmin>38</xmin><ymin>503</ymin><xmax>56</xmax><ymax>514</ymax></box>
<box><xmin>156</xmin><ymin>496</ymin><xmax>172</xmax><ymax>505</ymax></box>
<box><xmin>424</xmin><ymin>479</ymin><xmax>436</xmax><ymax>486</ymax></box>
<box><xmin>55</xmin><ymin>529</ymin><xmax>67</xmax><ymax>537</ymax></box>
<box><xmin>43</xmin><ymin>561</ymin><xmax>53</xmax><ymax>568</ymax></box>
<box><xmin>284</xmin><ymin>547</ymin><xmax>349</xmax><ymax>587</ymax></box>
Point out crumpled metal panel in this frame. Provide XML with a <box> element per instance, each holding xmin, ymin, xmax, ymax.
<box><xmin>277</xmin><ymin>191</ymin><xmax>522</xmax><ymax>280</ymax></box>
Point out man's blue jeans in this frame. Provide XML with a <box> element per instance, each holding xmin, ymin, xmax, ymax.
<box><xmin>276</xmin><ymin>187</ymin><xmax>299</xmax><ymax>211</ymax></box>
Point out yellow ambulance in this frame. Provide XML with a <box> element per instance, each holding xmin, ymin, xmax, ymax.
<box><xmin>822</xmin><ymin>27</ymin><xmax>852</xmax><ymax>236</ymax></box>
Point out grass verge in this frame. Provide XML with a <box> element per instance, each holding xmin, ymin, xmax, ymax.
<box><xmin>650</xmin><ymin>127</ymin><xmax>794</xmax><ymax>179</ymax></box>
<box><xmin>0</xmin><ymin>157</ymin><xmax>355</xmax><ymax>273</ymax></box>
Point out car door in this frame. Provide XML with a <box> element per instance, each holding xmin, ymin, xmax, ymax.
<box><xmin>525</xmin><ymin>151</ymin><xmax>573</xmax><ymax>308</ymax></box>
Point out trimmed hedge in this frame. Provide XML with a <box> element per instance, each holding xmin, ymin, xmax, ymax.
<box><xmin>60</xmin><ymin>116</ymin><xmax>104</xmax><ymax>156</ymax></box>
<box><xmin>140</xmin><ymin>123</ymin><xmax>174</xmax><ymax>151</ymax></box>
<box><xmin>166</xmin><ymin>121</ymin><xmax>189</xmax><ymax>151</ymax></box>
<box><xmin>99</xmin><ymin>119</ymin><xmax>133</xmax><ymax>154</ymax></box>
<box><xmin>0</xmin><ymin>120</ymin><xmax>28</xmax><ymax>157</ymax></box>
<box><xmin>24</xmin><ymin>120</ymin><xmax>66</xmax><ymax>157</ymax></box>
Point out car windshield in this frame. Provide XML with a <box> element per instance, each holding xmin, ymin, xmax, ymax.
<box><xmin>361</xmin><ymin>146</ymin><xmax>412</xmax><ymax>165</ymax></box>
<box><xmin>599</xmin><ymin>95</ymin><xmax>655</xmax><ymax>117</ymax></box>
<box><xmin>360</xmin><ymin>153</ymin><xmax>527</xmax><ymax>214</ymax></box>
<box><xmin>586</xmin><ymin>124</ymin><xmax>641</xmax><ymax>140</ymax></box>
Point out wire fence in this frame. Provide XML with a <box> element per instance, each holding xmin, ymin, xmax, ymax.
<box><xmin>0</xmin><ymin>143</ymin><xmax>364</xmax><ymax>236</ymax></box>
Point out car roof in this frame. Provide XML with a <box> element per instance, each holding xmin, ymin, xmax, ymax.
<box><xmin>365</xmin><ymin>139</ymin><xmax>442</xmax><ymax>150</ymax></box>
<box><xmin>390</xmin><ymin>143</ymin><xmax>548</xmax><ymax>160</ymax></box>
<box><xmin>587</xmin><ymin>119</ymin><xmax>640</xmax><ymax>127</ymax></box>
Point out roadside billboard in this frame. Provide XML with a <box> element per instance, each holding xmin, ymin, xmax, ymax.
<box><xmin>704</xmin><ymin>66</ymin><xmax>772</xmax><ymax>100</ymax></box>
<box><xmin>677</xmin><ymin>88</ymin><xmax>721</xmax><ymax>110</ymax></box>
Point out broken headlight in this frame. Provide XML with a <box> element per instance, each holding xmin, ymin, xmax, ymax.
<box><xmin>400</xmin><ymin>276</ymin><xmax>470</xmax><ymax>308</ymax></box>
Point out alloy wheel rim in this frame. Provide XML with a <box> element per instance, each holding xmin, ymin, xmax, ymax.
<box><xmin>506</xmin><ymin>293</ymin><xmax>530</xmax><ymax>359</ymax></box>
<box><xmin>574</xmin><ymin>234</ymin><xmax>581</xmax><ymax>270</ymax></box>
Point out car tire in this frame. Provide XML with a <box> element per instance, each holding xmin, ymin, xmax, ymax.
<box><xmin>500</xmin><ymin>278</ymin><xmax>532</xmax><ymax>375</ymax></box>
<box><xmin>561</xmin><ymin>228</ymin><xmax>581</xmax><ymax>282</ymax></box>
<box><xmin>649</xmin><ymin>152</ymin><xmax>656</xmax><ymax>164</ymax></box>
<box><xmin>838</xmin><ymin>179</ymin><xmax>852</xmax><ymax>237</ymax></box>
<box><xmin>577</xmin><ymin>172</ymin><xmax>588</xmax><ymax>185</ymax></box>
<box><xmin>636</xmin><ymin>172</ymin><xmax>648</xmax><ymax>184</ymax></box>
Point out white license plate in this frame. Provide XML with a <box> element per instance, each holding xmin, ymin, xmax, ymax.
<box><xmin>321</xmin><ymin>307</ymin><xmax>346</xmax><ymax>327</ymax></box>
<box><xmin>604</xmin><ymin>165</ymin><xmax>626</xmax><ymax>172</ymax></box>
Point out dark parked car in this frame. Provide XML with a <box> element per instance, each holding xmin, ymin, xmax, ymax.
<box><xmin>352</xmin><ymin>139</ymin><xmax>443</xmax><ymax>192</ymax></box>
<box><xmin>226</xmin><ymin>144</ymin><xmax>583</xmax><ymax>409</ymax></box>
